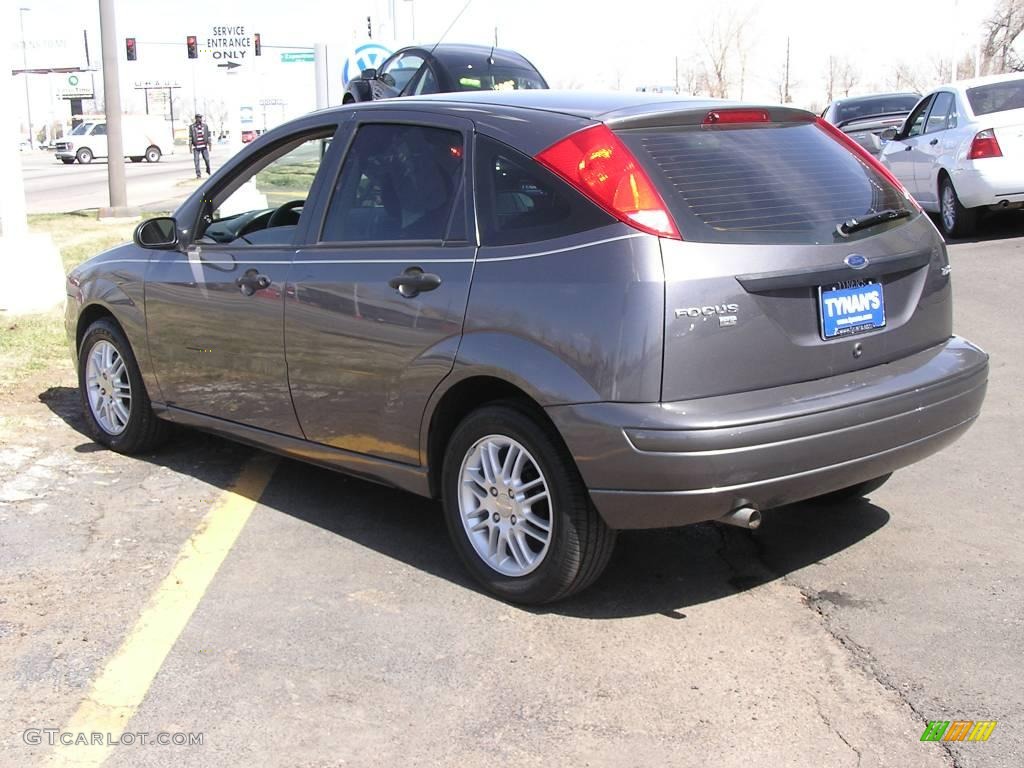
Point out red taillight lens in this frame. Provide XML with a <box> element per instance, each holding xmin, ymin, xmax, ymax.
<box><xmin>535</xmin><ymin>123</ymin><xmax>680</xmax><ymax>239</ymax></box>
<box><xmin>968</xmin><ymin>129</ymin><xmax>1002</xmax><ymax>160</ymax></box>
<box><xmin>814</xmin><ymin>117</ymin><xmax>922</xmax><ymax>212</ymax></box>
<box><xmin>703</xmin><ymin>109</ymin><xmax>770</xmax><ymax>125</ymax></box>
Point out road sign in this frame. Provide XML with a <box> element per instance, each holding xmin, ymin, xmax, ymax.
<box><xmin>58</xmin><ymin>73</ymin><xmax>94</xmax><ymax>100</ymax></box>
<box><xmin>203</xmin><ymin>24</ymin><xmax>253</xmax><ymax>62</ymax></box>
<box><xmin>217</xmin><ymin>61</ymin><xmax>241</xmax><ymax>70</ymax></box>
<box><xmin>280</xmin><ymin>51</ymin><xmax>314</xmax><ymax>63</ymax></box>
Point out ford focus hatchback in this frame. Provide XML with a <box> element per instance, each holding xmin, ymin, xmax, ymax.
<box><xmin>67</xmin><ymin>92</ymin><xmax>989</xmax><ymax>604</ymax></box>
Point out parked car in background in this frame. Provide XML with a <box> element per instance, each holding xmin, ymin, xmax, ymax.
<box><xmin>54</xmin><ymin>115</ymin><xmax>170</xmax><ymax>164</ymax></box>
<box><xmin>879</xmin><ymin>73</ymin><xmax>1024</xmax><ymax>237</ymax></box>
<box><xmin>343</xmin><ymin>44</ymin><xmax>547</xmax><ymax>103</ymax></box>
<box><xmin>66</xmin><ymin>92</ymin><xmax>987</xmax><ymax>604</ymax></box>
<box><xmin>821</xmin><ymin>92</ymin><xmax>921</xmax><ymax>155</ymax></box>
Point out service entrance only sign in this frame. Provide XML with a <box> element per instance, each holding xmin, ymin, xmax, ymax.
<box><xmin>204</xmin><ymin>25</ymin><xmax>253</xmax><ymax>61</ymax></box>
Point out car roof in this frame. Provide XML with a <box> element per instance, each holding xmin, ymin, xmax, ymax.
<box><xmin>418</xmin><ymin>43</ymin><xmax>538</xmax><ymax>70</ymax></box>
<box><xmin>360</xmin><ymin>89</ymin><xmax>739</xmax><ymax>120</ymax></box>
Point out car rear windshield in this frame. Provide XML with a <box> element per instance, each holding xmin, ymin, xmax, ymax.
<box><xmin>835</xmin><ymin>96</ymin><xmax>919</xmax><ymax>124</ymax></box>
<box><xmin>452</xmin><ymin>66</ymin><xmax>546</xmax><ymax>92</ymax></box>
<box><xmin>618</xmin><ymin>122</ymin><xmax>912</xmax><ymax>245</ymax></box>
<box><xmin>966</xmin><ymin>79</ymin><xmax>1024</xmax><ymax>116</ymax></box>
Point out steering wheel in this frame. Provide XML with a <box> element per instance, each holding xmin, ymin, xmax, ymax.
<box><xmin>267</xmin><ymin>199</ymin><xmax>305</xmax><ymax>228</ymax></box>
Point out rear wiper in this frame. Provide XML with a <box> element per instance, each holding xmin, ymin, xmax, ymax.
<box><xmin>837</xmin><ymin>208</ymin><xmax>912</xmax><ymax>237</ymax></box>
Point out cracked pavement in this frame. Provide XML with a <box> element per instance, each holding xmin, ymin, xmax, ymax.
<box><xmin>2</xmin><ymin>222</ymin><xmax>1022</xmax><ymax>766</ymax></box>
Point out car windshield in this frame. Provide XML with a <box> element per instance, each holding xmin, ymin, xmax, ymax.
<box><xmin>966</xmin><ymin>79</ymin><xmax>1024</xmax><ymax>116</ymax></box>
<box><xmin>835</xmin><ymin>96</ymin><xmax>919</xmax><ymax>123</ymax></box>
<box><xmin>70</xmin><ymin>123</ymin><xmax>93</xmax><ymax>136</ymax></box>
<box><xmin>452</xmin><ymin>65</ymin><xmax>546</xmax><ymax>92</ymax></box>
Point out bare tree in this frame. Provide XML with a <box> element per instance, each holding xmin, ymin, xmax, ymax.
<box><xmin>699</xmin><ymin>10</ymin><xmax>751</xmax><ymax>98</ymax></box>
<box><xmin>981</xmin><ymin>0</ymin><xmax>1024</xmax><ymax>73</ymax></box>
<box><xmin>839</xmin><ymin>60</ymin><xmax>859</xmax><ymax>97</ymax></box>
<box><xmin>773</xmin><ymin>38</ymin><xmax>797</xmax><ymax>103</ymax></box>
<box><xmin>825</xmin><ymin>56</ymin><xmax>837</xmax><ymax>103</ymax></box>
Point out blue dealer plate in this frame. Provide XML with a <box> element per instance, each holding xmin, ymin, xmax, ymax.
<box><xmin>818</xmin><ymin>280</ymin><xmax>886</xmax><ymax>339</ymax></box>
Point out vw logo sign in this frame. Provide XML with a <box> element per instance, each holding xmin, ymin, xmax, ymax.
<box><xmin>844</xmin><ymin>254</ymin><xmax>869</xmax><ymax>270</ymax></box>
<box><xmin>342</xmin><ymin>43</ymin><xmax>394</xmax><ymax>86</ymax></box>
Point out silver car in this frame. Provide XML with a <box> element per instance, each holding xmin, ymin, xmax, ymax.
<box><xmin>66</xmin><ymin>93</ymin><xmax>989</xmax><ymax>603</ymax></box>
<box><xmin>879</xmin><ymin>73</ymin><xmax>1024</xmax><ymax>237</ymax></box>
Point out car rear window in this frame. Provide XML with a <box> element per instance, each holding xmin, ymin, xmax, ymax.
<box><xmin>618</xmin><ymin>122</ymin><xmax>912</xmax><ymax>245</ymax></box>
<box><xmin>966</xmin><ymin>79</ymin><xmax>1024</xmax><ymax>116</ymax></box>
<box><xmin>835</xmin><ymin>96</ymin><xmax>919</xmax><ymax>124</ymax></box>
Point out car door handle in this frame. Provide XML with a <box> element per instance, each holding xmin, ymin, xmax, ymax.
<box><xmin>235</xmin><ymin>269</ymin><xmax>271</xmax><ymax>296</ymax></box>
<box><xmin>929</xmin><ymin>138</ymin><xmax>939</xmax><ymax>146</ymax></box>
<box><xmin>388</xmin><ymin>267</ymin><xmax>442</xmax><ymax>298</ymax></box>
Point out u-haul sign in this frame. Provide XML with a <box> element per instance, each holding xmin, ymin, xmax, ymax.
<box><xmin>204</xmin><ymin>24</ymin><xmax>252</xmax><ymax>61</ymax></box>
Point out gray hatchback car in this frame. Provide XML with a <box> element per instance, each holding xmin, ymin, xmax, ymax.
<box><xmin>67</xmin><ymin>92</ymin><xmax>989</xmax><ymax>603</ymax></box>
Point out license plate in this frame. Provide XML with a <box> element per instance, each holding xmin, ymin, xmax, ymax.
<box><xmin>818</xmin><ymin>280</ymin><xmax>886</xmax><ymax>339</ymax></box>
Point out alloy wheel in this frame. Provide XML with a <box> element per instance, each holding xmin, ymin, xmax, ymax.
<box><xmin>85</xmin><ymin>340</ymin><xmax>132</xmax><ymax>435</ymax></box>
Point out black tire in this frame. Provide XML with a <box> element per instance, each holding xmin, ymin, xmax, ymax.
<box><xmin>129</xmin><ymin>156</ymin><xmax>143</xmax><ymax>163</ymax></box>
<box><xmin>441</xmin><ymin>401</ymin><xmax>616</xmax><ymax>604</ymax></box>
<box><xmin>145</xmin><ymin>146</ymin><xmax>161</xmax><ymax>163</ymax></box>
<box><xmin>939</xmin><ymin>176</ymin><xmax>977</xmax><ymax>238</ymax></box>
<box><xmin>78</xmin><ymin>318</ymin><xmax>168</xmax><ymax>454</ymax></box>
<box><xmin>817</xmin><ymin>473</ymin><xmax>892</xmax><ymax>503</ymax></box>
<box><xmin>76</xmin><ymin>148</ymin><xmax>93</xmax><ymax>164</ymax></box>
<box><xmin>61</xmin><ymin>158</ymin><xmax>75</xmax><ymax>165</ymax></box>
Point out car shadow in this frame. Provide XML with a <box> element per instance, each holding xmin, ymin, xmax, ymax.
<box><xmin>932</xmin><ymin>209</ymin><xmax>1024</xmax><ymax>244</ymax></box>
<box><xmin>40</xmin><ymin>385</ymin><xmax>891</xmax><ymax>620</ymax></box>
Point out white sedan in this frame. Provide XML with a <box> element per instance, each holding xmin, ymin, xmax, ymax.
<box><xmin>879</xmin><ymin>73</ymin><xmax>1024</xmax><ymax>237</ymax></box>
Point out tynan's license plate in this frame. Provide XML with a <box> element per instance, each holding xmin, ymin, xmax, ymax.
<box><xmin>818</xmin><ymin>279</ymin><xmax>886</xmax><ymax>339</ymax></box>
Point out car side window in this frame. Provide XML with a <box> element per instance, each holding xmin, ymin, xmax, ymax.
<box><xmin>925</xmin><ymin>92</ymin><xmax>955</xmax><ymax>134</ymax></box>
<box><xmin>320</xmin><ymin>123</ymin><xmax>464</xmax><ymax>243</ymax></box>
<box><xmin>92</xmin><ymin>123</ymin><xmax>107</xmax><ymax>136</ymax></box>
<box><xmin>379</xmin><ymin>54</ymin><xmax>424</xmax><ymax>92</ymax></box>
<box><xmin>475</xmin><ymin>136</ymin><xmax>614</xmax><ymax>247</ymax></box>
<box><xmin>197</xmin><ymin>129</ymin><xmax>336</xmax><ymax>246</ymax></box>
<box><xmin>413</xmin><ymin>65</ymin><xmax>439</xmax><ymax>95</ymax></box>
<box><xmin>904</xmin><ymin>96</ymin><xmax>933</xmax><ymax>138</ymax></box>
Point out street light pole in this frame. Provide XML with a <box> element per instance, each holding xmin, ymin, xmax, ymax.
<box><xmin>97</xmin><ymin>0</ymin><xmax>127</xmax><ymax>209</ymax></box>
<box><xmin>19</xmin><ymin>7</ymin><xmax>34</xmax><ymax>149</ymax></box>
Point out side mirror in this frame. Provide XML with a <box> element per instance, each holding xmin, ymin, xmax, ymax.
<box><xmin>134</xmin><ymin>217</ymin><xmax>179</xmax><ymax>250</ymax></box>
<box><xmin>880</xmin><ymin>127</ymin><xmax>899</xmax><ymax>142</ymax></box>
<box><xmin>361</xmin><ymin>68</ymin><xmax>377</xmax><ymax>80</ymax></box>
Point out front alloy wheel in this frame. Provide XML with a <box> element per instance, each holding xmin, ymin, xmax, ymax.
<box><xmin>85</xmin><ymin>340</ymin><xmax>132</xmax><ymax>435</ymax></box>
<box><xmin>459</xmin><ymin>435</ymin><xmax>553</xmax><ymax>577</ymax></box>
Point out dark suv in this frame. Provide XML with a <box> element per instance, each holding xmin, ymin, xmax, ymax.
<box><xmin>67</xmin><ymin>92</ymin><xmax>988</xmax><ymax>604</ymax></box>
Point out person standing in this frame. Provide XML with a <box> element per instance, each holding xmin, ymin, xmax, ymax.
<box><xmin>188</xmin><ymin>113</ymin><xmax>212</xmax><ymax>178</ymax></box>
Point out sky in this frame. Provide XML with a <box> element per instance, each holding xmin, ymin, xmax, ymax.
<box><xmin>5</xmin><ymin>0</ymin><xmax>1002</xmax><ymax>136</ymax></box>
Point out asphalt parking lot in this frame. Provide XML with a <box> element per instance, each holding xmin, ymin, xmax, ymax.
<box><xmin>1</xmin><ymin>213</ymin><xmax>1022</xmax><ymax>768</ymax></box>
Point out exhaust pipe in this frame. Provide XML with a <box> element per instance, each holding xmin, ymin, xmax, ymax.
<box><xmin>720</xmin><ymin>505</ymin><xmax>761</xmax><ymax>530</ymax></box>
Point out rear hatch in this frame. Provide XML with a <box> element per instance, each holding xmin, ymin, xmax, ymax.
<box><xmin>614</xmin><ymin>111</ymin><xmax>952</xmax><ymax>402</ymax></box>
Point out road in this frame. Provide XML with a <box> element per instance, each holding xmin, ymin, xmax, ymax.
<box><xmin>20</xmin><ymin>150</ymin><xmax>225</xmax><ymax>214</ymax></box>
<box><xmin>1</xmin><ymin>219</ymin><xmax>1021</xmax><ymax>767</ymax></box>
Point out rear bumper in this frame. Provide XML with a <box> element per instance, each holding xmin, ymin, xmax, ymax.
<box><xmin>953</xmin><ymin>162</ymin><xmax>1024</xmax><ymax>209</ymax></box>
<box><xmin>546</xmin><ymin>337</ymin><xmax>988</xmax><ymax>529</ymax></box>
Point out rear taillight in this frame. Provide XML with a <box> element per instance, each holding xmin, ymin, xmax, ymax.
<box><xmin>703</xmin><ymin>109</ymin><xmax>770</xmax><ymax>125</ymax></box>
<box><xmin>814</xmin><ymin>117</ymin><xmax>922</xmax><ymax>212</ymax></box>
<box><xmin>968</xmin><ymin>129</ymin><xmax>1002</xmax><ymax>160</ymax></box>
<box><xmin>535</xmin><ymin>123</ymin><xmax>680</xmax><ymax>239</ymax></box>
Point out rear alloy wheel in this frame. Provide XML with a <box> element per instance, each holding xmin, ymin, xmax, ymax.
<box><xmin>145</xmin><ymin>146</ymin><xmax>161</xmax><ymax>163</ymax></box>
<box><xmin>442</xmin><ymin>402</ymin><xmax>615</xmax><ymax>604</ymax></box>
<box><xmin>939</xmin><ymin>177</ymin><xmax>977</xmax><ymax>238</ymax></box>
<box><xmin>76</xmin><ymin>147</ymin><xmax>93</xmax><ymax>164</ymax></box>
<box><xmin>78</xmin><ymin>319</ymin><xmax>168</xmax><ymax>454</ymax></box>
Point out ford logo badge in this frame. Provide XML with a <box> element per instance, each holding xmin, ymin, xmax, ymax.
<box><xmin>844</xmin><ymin>254</ymin><xmax>869</xmax><ymax>270</ymax></box>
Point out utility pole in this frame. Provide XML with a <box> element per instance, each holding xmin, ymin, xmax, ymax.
<box><xmin>783</xmin><ymin>37</ymin><xmax>792</xmax><ymax>104</ymax></box>
<box><xmin>314</xmin><ymin>43</ymin><xmax>328</xmax><ymax>109</ymax></box>
<box><xmin>98</xmin><ymin>0</ymin><xmax>126</xmax><ymax>209</ymax></box>
<box><xmin>675</xmin><ymin>55</ymin><xmax>680</xmax><ymax>94</ymax></box>
<box><xmin>19</xmin><ymin>7</ymin><xmax>34</xmax><ymax>149</ymax></box>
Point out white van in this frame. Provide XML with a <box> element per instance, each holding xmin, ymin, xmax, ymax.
<box><xmin>54</xmin><ymin>115</ymin><xmax>172</xmax><ymax>164</ymax></box>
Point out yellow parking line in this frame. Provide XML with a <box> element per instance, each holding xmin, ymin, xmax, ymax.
<box><xmin>47</xmin><ymin>453</ymin><xmax>278</xmax><ymax>767</ymax></box>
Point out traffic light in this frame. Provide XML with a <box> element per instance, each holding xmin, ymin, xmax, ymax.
<box><xmin>186</xmin><ymin>35</ymin><xmax>198</xmax><ymax>59</ymax></box>
<box><xmin>125</xmin><ymin>37</ymin><xmax>136</xmax><ymax>61</ymax></box>
<box><xmin>254</xmin><ymin>33</ymin><xmax>261</xmax><ymax>56</ymax></box>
